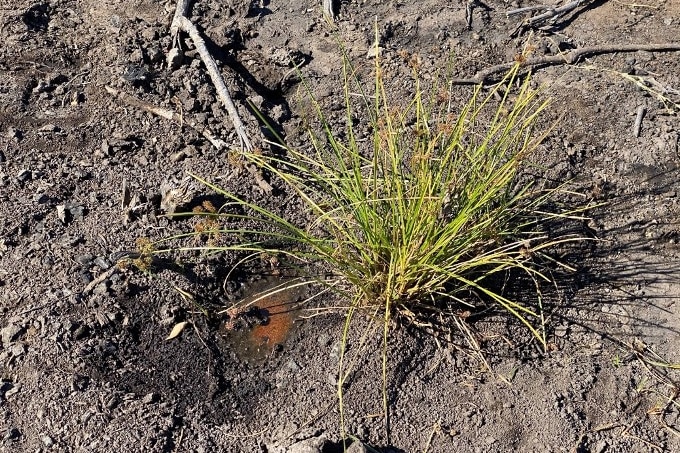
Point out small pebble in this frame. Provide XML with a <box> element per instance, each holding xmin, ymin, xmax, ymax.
<box><xmin>38</xmin><ymin>124</ymin><xmax>60</xmax><ymax>134</ymax></box>
<box><xmin>33</xmin><ymin>193</ymin><xmax>48</xmax><ymax>204</ymax></box>
<box><xmin>73</xmin><ymin>325</ymin><xmax>90</xmax><ymax>340</ymax></box>
<box><xmin>57</xmin><ymin>205</ymin><xmax>68</xmax><ymax>223</ymax></box>
<box><xmin>17</xmin><ymin>169</ymin><xmax>31</xmax><ymax>182</ymax></box>
<box><xmin>142</xmin><ymin>392</ymin><xmax>159</xmax><ymax>404</ymax></box>
<box><xmin>4</xmin><ymin>427</ymin><xmax>21</xmax><ymax>441</ymax></box>
<box><xmin>93</xmin><ymin>257</ymin><xmax>111</xmax><ymax>270</ymax></box>
<box><xmin>347</xmin><ymin>440</ymin><xmax>367</xmax><ymax>453</ymax></box>
<box><xmin>170</xmin><ymin>149</ymin><xmax>189</xmax><ymax>162</ymax></box>
<box><xmin>40</xmin><ymin>435</ymin><xmax>54</xmax><ymax>447</ymax></box>
<box><xmin>1</xmin><ymin>324</ymin><xmax>23</xmax><ymax>346</ymax></box>
<box><xmin>68</xmin><ymin>204</ymin><xmax>85</xmax><ymax>221</ymax></box>
<box><xmin>5</xmin><ymin>127</ymin><xmax>22</xmax><ymax>141</ymax></box>
<box><xmin>167</xmin><ymin>48</ymin><xmax>184</xmax><ymax>70</ymax></box>
<box><xmin>554</xmin><ymin>325</ymin><xmax>569</xmax><ymax>337</ymax></box>
<box><xmin>92</xmin><ymin>283</ymin><xmax>109</xmax><ymax>296</ymax></box>
<box><xmin>5</xmin><ymin>383</ymin><xmax>21</xmax><ymax>398</ymax></box>
<box><xmin>75</xmin><ymin>254</ymin><xmax>94</xmax><ymax>265</ymax></box>
<box><xmin>366</xmin><ymin>46</ymin><xmax>383</xmax><ymax>58</ymax></box>
<box><xmin>10</xmin><ymin>344</ymin><xmax>26</xmax><ymax>358</ymax></box>
<box><xmin>594</xmin><ymin>439</ymin><xmax>608</xmax><ymax>453</ymax></box>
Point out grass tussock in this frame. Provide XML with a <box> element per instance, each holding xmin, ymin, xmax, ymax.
<box><xmin>182</xmin><ymin>59</ymin><xmax>574</xmax><ymax>337</ymax></box>
<box><xmin>155</xmin><ymin>47</ymin><xmax>591</xmax><ymax>436</ymax></box>
<box><xmin>157</xmin><ymin>43</ymin><xmax>593</xmax><ymax>403</ymax></box>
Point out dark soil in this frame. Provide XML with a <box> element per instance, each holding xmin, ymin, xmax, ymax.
<box><xmin>1</xmin><ymin>1</ymin><xmax>680</xmax><ymax>452</ymax></box>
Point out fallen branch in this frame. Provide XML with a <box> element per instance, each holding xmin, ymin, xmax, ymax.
<box><xmin>170</xmin><ymin>0</ymin><xmax>191</xmax><ymax>40</ymax></box>
<box><xmin>105</xmin><ymin>86</ymin><xmax>273</xmax><ymax>192</ymax></box>
<box><xmin>508</xmin><ymin>0</ymin><xmax>591</xmax><ymax>36</ymax></box>
<box><xmin>170</xmin><ymin>2</ymin><xmax>253</xmax><ymax>152</ymax></box>
<box><xmin>451</xmin><ymin>43</ymin><xmax>680</xmax><ymax>85</ymax></box>
<box><xmin>508</xmin><ymin>0</ymin><xmax>584</xmax><ymax>22</ymax></box>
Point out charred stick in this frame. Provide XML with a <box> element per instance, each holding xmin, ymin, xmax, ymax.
<box><xmin>506</xmin><ymin>4</ymin><xmax>556</xmax><ymax>16</ymax></box>
<box><xmin>509</xmin><ymin>0</ymin><xmax>587</xmax><ymax>36</ymax></box>
<box><xmin>451</xmin><ymin>43</ymin><xmax>680</xmax><ymax>85</ymax></box>
<box><xmin>508</xmin><ymin>0</ymin><xmax>584</xmax><ymax>21</ymax></box>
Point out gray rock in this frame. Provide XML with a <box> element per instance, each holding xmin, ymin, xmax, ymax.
<box><xmin>1</xmin><ymin>324</ymin><xmax>23</xmax><ymax>346</ymax></box>
<box><xmin>56</xmin><ymin>205</ymin><xmax>68</xmax><ymax>223</ymax></box>
<box><xmin>5</xmin><ymin>383</ymin><xmax>21</xmax><ymax>398</ymax></box>
<box><xmin>287</xmin><ymin>436</ymin><xmax>326</xmax><ymax>453</ymax></box>
<box><xmin>346</xmin><ymin>440</ymin><xmax>368</xmax><ymax>453</ymax></box>
<box><xmin>4</xmin><ymin>427</ymin><xmax>21</xmax><ymax>441</ymax></box>
<box><xmin>142</xmin><ymin>392</ymin><xmax>159</xmax><ymax>404</ymax></box>
<box><xmin>93</xmin><ymin>256</ymin><xmax>111</xmax><ymax>270</ymax></box>
<box><xmin>17</xmin><ymin>169</ymin><xmax>31</xmax><ymax>182</ymax></box>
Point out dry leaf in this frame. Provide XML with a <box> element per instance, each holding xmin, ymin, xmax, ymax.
<box><xmin>166</xmin><ymin>321</ymin><xmax>188</xmax><ymax>340</ymax></box>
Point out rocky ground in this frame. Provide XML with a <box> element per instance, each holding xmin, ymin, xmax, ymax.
<box><xmin>1</xmin><ymin>0</ymin><xmax>680</xmax><ymax>452</ymax></box>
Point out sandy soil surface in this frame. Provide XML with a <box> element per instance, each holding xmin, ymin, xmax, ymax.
<box><xmin>1</xmin><ymin>0</ymin><xmax>680</xmax><ymax>452</ymax></box>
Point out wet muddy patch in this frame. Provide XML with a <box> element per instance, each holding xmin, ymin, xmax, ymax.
<box><xmin>221</xmin><ymin>277</ymin><xmax>311</xmax><ymax>364</ymax></box>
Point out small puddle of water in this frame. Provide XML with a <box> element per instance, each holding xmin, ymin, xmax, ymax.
<box><xmin>223</xmin><ymin>277</ymin><xmax>307</xmax><ymax>363</ymax></box>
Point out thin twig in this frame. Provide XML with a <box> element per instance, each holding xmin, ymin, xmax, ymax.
<box><xmin>451</xmin><ymin>43</ymin><xmax>680</xmax><ymax>85</ymax></box>
<box><xmin>83</xmin><ymin>266</ymin><xmax>119</xmax><ymax>295</ymax></box>
<box><xmin>465</xmin><ymin>0</ymin><xmax>475</xmax><ymax>29</ymax></box>
<box><xmin>105</xmin><ymin>86</ymin><xmax>272</xmax><ymax>192</ymax></box>
<box><xmin>633</xmin><ymin>105</ymin><xmax>646</xmax><ymax>137</ymax></box>
<box><xmin>581</xmin><ymin>65</ymin><xmax>680</xmax><ymax>111</ymax></box>
<box><xmin>165</xmin><ymin>0</ymin><xmax>272</xmax><ymax>192</ymax></box>
<box><xmin>105</xmin><ymin>86</ymin><xmax>227</xmax><ymax>149</ymax></box>
<box><xmin>466</xmin><ymin>0</ymin><xmax>492</xmax><ymax>29</ymax></box>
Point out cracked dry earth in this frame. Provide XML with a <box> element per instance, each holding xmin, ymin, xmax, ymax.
<box><xmin>1</xmin><ymin>0</ymin><xmax>680</xmax><ymax>452</ymax></box>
